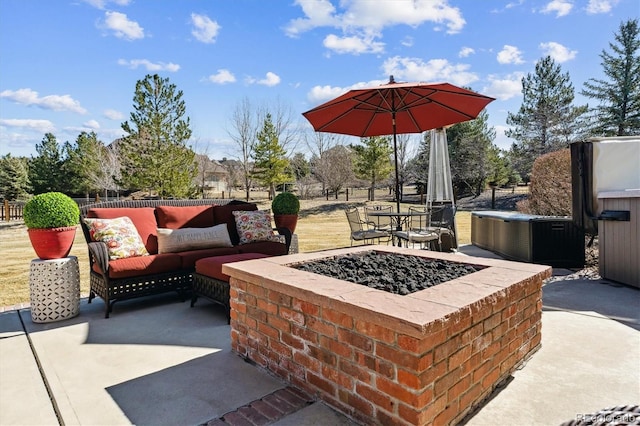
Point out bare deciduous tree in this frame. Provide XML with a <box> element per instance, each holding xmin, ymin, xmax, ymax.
<box><xmin>192</xmin><ymin>139</ymin><xmax>220</xmax><ymax>198</ymax></box>
<box><xmin>228</xmin><ymin>97</ymin><xmax>258</xmax><ymax>201</ymax></box>
<box><xmin>260</xmin><ymin>97</ymin><xmax>299</xmax><ymax>155</ymax></box>
<box><xmin>323</xmin><ymin>145</ymin><xmax>355</xmax><ymax>199</ymax></box>
<box><xmin>221</xmin><ymin>159</ymin><xmax>242</xmax><ymax>199</ymax></box>
<box><xmin>306</xmin><ymin>131</ymin><xmax>344</xmax><ymax>196</ymax></box>
<box><xmin>88</xmin><ymin>144</ymin><xmax>121</xmax><ymax>201</ymax></box>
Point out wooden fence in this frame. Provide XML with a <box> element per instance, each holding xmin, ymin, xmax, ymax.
<box><xmin>2</xmin><ymin>200</ymin><xmax>25</xmax><ymax>221</ymax></box>
<box><xmin>1</xmin><ymin>199</ymin><xmax>95</xmax><ymax>221</ymax></box>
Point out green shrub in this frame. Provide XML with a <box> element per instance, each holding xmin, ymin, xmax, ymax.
<box><xmin>23</xmin><ymin>192</ymin><xmax>80</xmax><ymax>229</ymax></box>
<box><xmin>271</xmin><ymin>192</ymin><xmax>300</xmax><ymax>215</ymax></box>
<box><xmin>517</xmin><ymin>149</ymin><xmax>572</xmax><ymax>216</ymax></box>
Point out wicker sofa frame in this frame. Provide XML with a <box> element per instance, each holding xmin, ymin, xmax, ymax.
<box><xmin>191</xmin><ymin>273</ymin><xmax>231</xmax><ymax>321</ymax></box>
<box><xmin>79</xmin><ymin>199</ymin><xmax>291</xmax><ymax>318</ymax></box>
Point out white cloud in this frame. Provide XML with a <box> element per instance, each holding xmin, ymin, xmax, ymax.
<box><xmin>208</xmin><ymin>69</ymin><xmax>236</xmax><ymax>84</ymax></box>
<box><xmin>401</xmin><ymin>36</ymin><xmax>414</xmax><ymax>47</ymax></box>
<box><xmin>248</xmin><ymin>72</ymin><xmax>281</xmax><ymax>87</ymax></box>
<box><xmin>483</xmin><ymin>73</ymin><xmax>524</xmax><ymax>100</ymax></box>
<box><xmin>459</xmin><ymin>47</ymin><xmax>475</xmax><ymax>58</ymax></box>
<box><xmin>286</xmin><ymin>0</ymin><xmax>465</xmax><ymax>55</ymax></box>
<box><xmin>82</xmin><ymin>0</ymin><xmax>130</xmax><ymax>9</ymax></box>
<box><xmin>103</xmin><ymin>109</ymin><xmax>124</xmax><ymax>120</ymax></box>
<box><xmin>0</xmin><ymin>88</ymin><xmax>87</xmax><ymax>114</ymax></box>
<box><xmin>505</xmin><ymin>0</ymin><xmax>525</xmax><ymax>9</ymax></box>
<box><xmin>117</xmin><ymin>59</ymin><xmax>180</xmax><ymax>72</ymax></box>
<box><xmin>381</xmin><ymin>56</ymin><xmax>479</xmax><ymax>87</ymax></box>
<box><xmin>306</xmin><ymin>78</ymin><xmax>399</xmax><ymax>104</ymax></box>
<box><xmin>83</xmin><ymin>119</ymin><xmax>100</xmax><ymax>129</ymax></box>
<box><xmin>307</xmin><ymin>85</ymin><xmax>350</xmax><ymax>104</ymax></box>
<box><xmin>540</xmin><ymin>0</ymin><xmax>573</xmax><ymax>17</ymax></box>
<box><xmin>0</xmin><ymin>118</ymin><xmax>56</xmax><ymax>133</ymax></box>
<box><xmin>497</xmin><ymin>45</ymin><xmax>524</xmax><ymax>64</ymax></box>
<box><xmin>586</xmin><ymin>0</ymin><xmax>619</xmax><ymax>14</ymax></box>
<box><xmin>539</xmin><ymin>41</ymin><xmax>577</xmax><ymax>62</ymax></box>
<box><xmin>323</xmin><ymin>33</ymin><xmax>384</xmax><ymax>54</ymax></box>
<box><xmin>102</xmin><ymin>11</ymin><xmax>144</xmax><ymax>40</ymax></box>
<box><xmin>191</xmin><ymin>13</ymin><xmax>221</xmax><ymax>44</ymax></box>
<box><xmin>285</xmin><ymin>0</ymin><xmax>340</xmax><ymax>37</ymax></box>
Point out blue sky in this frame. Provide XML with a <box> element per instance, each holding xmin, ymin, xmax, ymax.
<box><xmin>1</xmin><ymin>0</ymin><xmax>637</xmax><ymax>160</ymax></box>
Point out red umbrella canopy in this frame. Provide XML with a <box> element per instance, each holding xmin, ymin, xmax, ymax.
<box><xmin>302</xmin><ymin>80</ymin><xmax>495</xmax><ymax>137</ymax></box>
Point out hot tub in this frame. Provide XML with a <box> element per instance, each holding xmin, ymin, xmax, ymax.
<box><xmin>471</xmin><ymin>211</ymin><xmax>584</xmax><ymax>268</ymax></box>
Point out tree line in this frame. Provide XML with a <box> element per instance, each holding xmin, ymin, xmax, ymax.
<box><xmin>1</xmin><ymin>19</ymin><xmax>638</xmax><ymax>203</ymax></box>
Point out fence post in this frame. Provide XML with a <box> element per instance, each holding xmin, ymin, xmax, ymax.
<box><xmin>491</xmin><ymin>186</ymin><xmax>497</xmax><ymax>209</ymax></box>
<box><xmin>4</xmin><ymin>199</ymin><xmax>9</xmax><ymax>222</ymax></box>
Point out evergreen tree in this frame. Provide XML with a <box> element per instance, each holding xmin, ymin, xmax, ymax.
<box><xmin>447</xmin><ymin>110</ymin><xmax>496</xmax><ymax>197</ymax></box>
<box><xmin>289</xmin><ymin>152</ymin><xmax>310</xmax><ymax>181</ymax></box>
<box><xmin>506</xmin><ymin>56</ymin><xmax>588</xmax><ymax>180</ymax></box>
<box><xmin>350</xmin><ymin>136</ymin><xmax>393</xmax><ymax>201</ymax></box>
<box><xmin>252</xmin><ymin>113</ymin><xmax>291</xmax><ymax>198</ymax></box>
<box><xmin>119</xmin><ymin>74</ymin><xmax>196</xmax><ymax>198</ymax></box>
<box><xmin>485</xmin><ymin>146</ymin><xmax>514</xmax><ymax>188</ymax></box>
<box><xmin>406</xmin><ymin>133</ymin><xmax>430</xmax><ymax>197</ymax></box>
<box><xmin>29</xmin><ymin>133</ymin><xmax>66</xmax><ymax>194</ymax></box>
<box><xmin>64</xmin><ymin>131</ymin><xmax>103</xmax><ymax>198</ymax></box>
<box><xmin>0</xmin><ymin>154</ymin><xmax>31</xmax><ymax>200</ymax></box>
<box><xmin>581</xmin><ymin>18</ymin><xmax>640</xmax><ymax>136</ymax></box>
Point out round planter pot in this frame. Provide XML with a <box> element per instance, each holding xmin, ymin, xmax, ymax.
<box><xmin>27</xmin><ymin>227</ymin><xmax>77</xmax><ymax>260</ymax></box>
<box><xmin>274</xmin><ymin>214</ymin><xmax>298</xmax><ymax>234</ymax></box>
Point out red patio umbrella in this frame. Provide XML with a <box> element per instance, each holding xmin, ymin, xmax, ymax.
<box><xmin>302</xmin><ymin>76</ymin><xmax>495</xmax><ymax>212</ymax></box>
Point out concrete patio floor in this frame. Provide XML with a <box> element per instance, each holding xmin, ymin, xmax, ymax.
<box><xmin>1</xmin><ymin>245</ymin><xmax>638</xmax><ymax>426</ymax></box>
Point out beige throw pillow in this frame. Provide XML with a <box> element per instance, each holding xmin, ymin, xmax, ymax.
<box><xmin>157</xmin><ymin>224</ymin><xmax>233</xmax><ymax>253</ymax></box>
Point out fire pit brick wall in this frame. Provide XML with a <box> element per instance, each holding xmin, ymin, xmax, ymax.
<box><xmin>226</xmin><ymin>248</ymin><xmax>551</xmax><ymax>426</ymax></box>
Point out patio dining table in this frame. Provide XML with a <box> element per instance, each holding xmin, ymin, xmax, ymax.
<box><xmin>367</xmin><ymin>209</ymin><xmax>431</xmax><ymax>247</ymax></box>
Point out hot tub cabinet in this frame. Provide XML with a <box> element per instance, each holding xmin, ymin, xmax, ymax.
<box><xmin>598</xmin><ymin>190</ymin><xmax>640</xmax><ymax>287</ymax></box>
<box><xmin>471</xmin><ymin>211</ymin><xmax>584</xmax><ymax>268</ymax></box>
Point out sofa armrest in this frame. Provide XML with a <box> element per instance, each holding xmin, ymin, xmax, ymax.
<box><xmin>274</xmin><ymin>227</ymin><xmax>292</xmax><ymax>253</ymax></box>
<box><xmin>87</xmin><ymin>241</ymin><xmax>110</xmax><ymax>274</ymax></box>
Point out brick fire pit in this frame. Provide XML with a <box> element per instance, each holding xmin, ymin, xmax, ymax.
<box><xmin>224</xmin><ymin>246</ymin><xmax>551</xmax><ymax>425</ymax></box>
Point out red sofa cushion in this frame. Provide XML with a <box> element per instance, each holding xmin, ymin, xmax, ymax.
<box><xmin>238</xmin><ymin>241</ymin><xmax>287</xmax><ymax>256</ymax></box>
<box><xmin>213</xmin><ymin>203</ymin><xmax>257</xmax><ymax>246</ymax></box>
<box><xmin>93</xmin><ymin>253</ymin><xmax>182</xmax><ymax>279</ymax></box>
<box><xmin>195</xmin><ymin>253</ymin><xmax>271</xmax><ymax>282</ymax></box>
<box><xmin>177</xmin><ymin>247</ymin><xmax>240</xmax><ymax>269</ymax></box>
<box><xmin>156</xmin><ymin>205</ymin><xmax>215</xmax><ymax>229</ymax></box>
<box><xmin>87</xmin><ymin>207</ymin><xmax>159</xmax><ymax>254</ymax></box>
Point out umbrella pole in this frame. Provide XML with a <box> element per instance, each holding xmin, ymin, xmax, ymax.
<box><xmin>392</xmin><ymin>114</ymin><xmax>401</xmax><ymax>214</ymax></box>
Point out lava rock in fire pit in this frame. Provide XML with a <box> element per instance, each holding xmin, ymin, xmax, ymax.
<box><xmin>293</xmin><ymin>251</ymin><xmax>483</xmax><ymax>295</ymax></box>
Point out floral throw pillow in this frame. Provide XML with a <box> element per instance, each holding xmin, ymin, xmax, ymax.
<box><xmin>232</xmin><ymin>210</ymin><xmax>281</xmax><ymax>245</ymax></box>
<box><xmin>84</xmin><ymin>216</ymin><xmax>149</xmax><ymax>260</ymax></box>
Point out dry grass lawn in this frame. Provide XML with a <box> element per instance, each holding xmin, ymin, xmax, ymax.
<box><xmin>0</xmin><ymin>193</ymin><xmax>471</xmax><ymax>308</ymax></box>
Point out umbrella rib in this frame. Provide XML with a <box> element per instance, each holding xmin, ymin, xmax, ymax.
<box><xmin>308</xmin><ymin>97</ymin><xmax>368</xmax><ymax>132</ymax></box>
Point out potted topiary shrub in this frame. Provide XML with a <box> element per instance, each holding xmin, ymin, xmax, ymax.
<box><xmin>271</xmin><ymin>191</ymin><xmax>300</xmax><ymax>234</ymax></box>
<box><xmin>23</xmin><ymin>192</ymin><xmax>80</xmax><ymax>260</ymax></box>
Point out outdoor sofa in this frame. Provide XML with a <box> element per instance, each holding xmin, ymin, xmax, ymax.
<box><xmin>79</xmin><ymin>199</ymin><xmax>291</xmax><ymax>318</ymax></box>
